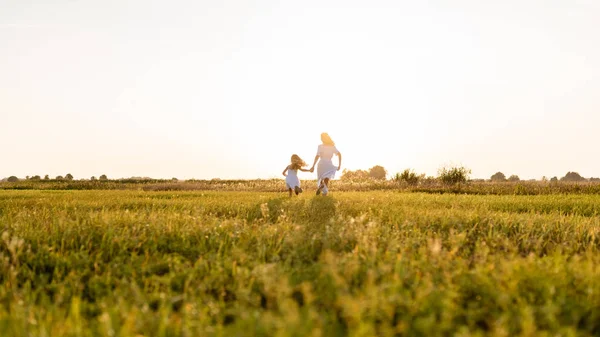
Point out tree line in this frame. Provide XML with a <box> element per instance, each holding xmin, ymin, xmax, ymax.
<box><xmin>2</xmin><ymin>169</ymin><xmax>599</xmax><ymax>185</ymax></box>
<box><xmin>490</xmin><ymin>171</ymin><xmax>600</xmax><ymax>183</ymax></box>
<box><xmin>341</xmin><ymin>166</ymin><xmax>600</xmax><ymax>185</ymax></box>
<box><xmin>2</xmin><ymin>174</ymin><xmax>108</xmax><ymax>183</ymax></box>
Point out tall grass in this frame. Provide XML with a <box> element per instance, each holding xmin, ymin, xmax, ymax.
<box><xmin>1</xmin><ymin>190</ymin><xmax>600</xmax><ymax>336</ymax></box>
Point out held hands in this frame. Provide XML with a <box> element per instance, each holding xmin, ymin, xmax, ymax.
<box><xmin>309</xmin><ymin>167</ymin><xmax>314</xmax><ymax>173</ymax></box>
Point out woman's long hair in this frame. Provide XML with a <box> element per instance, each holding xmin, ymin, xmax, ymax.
<box><xmin>321</xmin><ymin>132</ymin><xmax>335</xmax><ymax>146</ymax></box>
<box><xmin>290</xmin><ymin>154</ymin><xmax>307</xmax><ymax>170</ymax></box>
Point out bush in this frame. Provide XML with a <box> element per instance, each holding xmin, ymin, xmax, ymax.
<box><xmin>7</xmin><ymin>176</ymin><xmax>19</xmax><ymax>182</ymax></box>
<box><xmin>508</xmin><ymin>175</ymin><xmax>520</xmax><ymax>182</ymax></box>
<box><xmin>394</xmin><ymin>169</ymin><xmax>421</xmax><ymax>185</ymax></box>
<box><xmin>438</xmin><ymin>166</ymin><xmax>471</xmax><ymax>185</ymax></box>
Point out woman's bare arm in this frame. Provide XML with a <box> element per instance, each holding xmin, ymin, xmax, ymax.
<box><xmin>282</xmin><ymin>166</ymin><xmax>289</xmax><ymax>176</ymax></box>
<box><xmin>337</xmin><ymin>152</ymin><xmax>342</xmax><ymax>171</ymax></box>
<box><xmin>310</xmin><ymin>155</ymin><xmax>319</xmax><ymax>172</ymax></box>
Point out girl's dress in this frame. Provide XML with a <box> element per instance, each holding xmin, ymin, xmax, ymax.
<box><xmin>316</xmin><ymin>144</ymin><xmax>340</xmax><ymax>189</ymax></box>
<box><xmin>286</xmin><ymin>167</ymin><xmax>301</xmax><ymax>189</ymax></box>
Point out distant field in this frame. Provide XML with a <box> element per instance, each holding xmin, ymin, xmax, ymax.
<box><xmin>1</xmin><ymin>190</ymin><xmax>600</xmax><ymax>336</ymax></box>
<box><xmin>3</xmin><ymin>178</ymin><xmax>600</xmax><ymax>195</ymax></box>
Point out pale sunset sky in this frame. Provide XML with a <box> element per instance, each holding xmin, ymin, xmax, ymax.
<box><xmin>1</xmin><ymin>0</ymin><xmax>599</xmax><ymax>180</ymax></box>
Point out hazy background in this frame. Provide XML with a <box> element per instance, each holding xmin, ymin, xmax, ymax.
<box><xmin>2</xmin><ymin>0</ymin><xmax>599</xmax><ymax>180</ymax></box>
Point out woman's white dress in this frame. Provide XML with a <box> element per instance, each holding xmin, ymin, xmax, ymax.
<box><xmin>285</xmin><ymin>168</ymin><xmax>300</xmax><ymax>189</ymax></box>
<box><xmin>316</xmin><ymin>144</ymin><xmax>340</xmax><ymax>189</ymax></box>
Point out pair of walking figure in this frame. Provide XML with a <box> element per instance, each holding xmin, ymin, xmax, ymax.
<box><xmin>282</xmin><ymin>133</ymin><xmax>342</xmax><ymax>197</ymax></box>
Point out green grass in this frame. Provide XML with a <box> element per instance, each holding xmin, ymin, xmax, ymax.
<box><xmin>1</xmin><ymin>190</ymin><xmax>600</xmax><ymax>336</ymax></box>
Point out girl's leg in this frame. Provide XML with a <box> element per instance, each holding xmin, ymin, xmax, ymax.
<box><xmin>288</xmin><ymin>188</ymin><xmax>293</xmax><ymax>197</ymax></box>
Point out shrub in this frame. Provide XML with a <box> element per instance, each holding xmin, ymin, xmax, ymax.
<box><xmin>438</xmin><ymin>165</ymin><xmax>471</xmax><ymax>185</ymax></box>
<box><xmin>7</xmin><ymin>176</ymin><xmax>19</xmax><ymax>182</ymax></box>
<box><xmin>394</xmin><ymin>169</ymin><xmax>421</xmax><ymax>185</ymax></box>
<box><xmin>508</xmin><ymin>175</ymin><xmax>520</xmax><ymax>182</ymax></box>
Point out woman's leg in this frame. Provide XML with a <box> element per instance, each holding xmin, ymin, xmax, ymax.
<box><xmin>322</xmin><ymin>178</ymin><xmax>330</xmax><ymax>195</ymax></box>
<box><xmin>316</xmin><ymin>179</ymin><xmax>325</xmax><ymax>195</ymax></box>
<box><xmin>288</xmin><ymin>188</ymin><xmax>293</xmax><ymax>197</ymax></box>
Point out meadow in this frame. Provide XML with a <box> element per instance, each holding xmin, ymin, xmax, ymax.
<box><xmin>1</xmin><ymin>184</ymin><xmax>600</xmax><ymax>336</ymax></box>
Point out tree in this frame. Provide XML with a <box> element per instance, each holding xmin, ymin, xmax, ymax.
<box><xmin>99</xmin><ymin>174</ymin><xmax>108</xmax><ymax>181</ymax></box>
<box><xmin>7</xmin><ymin>176</ymin><xmax>19</xmax><ymax>182</ymax></box>
<box><xmin>65</xmin><ymin>173</ymin><xmax>74</xmax><ymax>181</ymax></box>
<box><xmin>90</xmin><ymin>176</ymin><xmax>97</xmax><ymax>181</ymax></box>
<box><xmin>560</xmin><ymin>172</ymin><xmax>585</xmax><ymax>182</ymax></box>
<box><xmin>30</xmin><ymin>175</ymin><xmax>41</xmax><ymax>180</ymax></box>
<box><xmin>550</xmin><ymin>176</ymin><xmax>558</xmax><ymax>182</ymax></box>
<box><xmin>341</xmin><ymin>169</ymin><xmax>369</xmax><ymax>181</ymax></box>
<box><xmin>44</xmin><ymin>175</ymin><xmax>49</xmax><ymax>180</ymax></box>
<box><xmin>507</xmin><ymin>175</ymin><xmax>520</xmax><ymax>182</ymax></box>
<box><xmin>56</xmin><ymin>176</ymin><xmax>64</xmax><ymax>180</ymax></box>
<box><xmin>369</xmin><ymin>165</ymin><xmax>387</xmax><ymax>180</ymax></box>
<box><xmin>490</xmin><ymin>172</ymin><xmax>507</xmax><ymax>182</ymax></box>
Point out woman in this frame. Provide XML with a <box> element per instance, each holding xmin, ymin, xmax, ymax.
<box><xmin>309</xmin><ymin>133</ymin><xmax>342</xmax><ymax>196</ymax></box>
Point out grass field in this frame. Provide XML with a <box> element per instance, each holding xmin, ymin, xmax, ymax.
<box><xmin>1</xmin><ymin>189</ymin><xmax>600</xmax><ymax>336</ymax></box>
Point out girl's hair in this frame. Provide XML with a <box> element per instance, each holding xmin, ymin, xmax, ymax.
<box><xmin>321</xmin><ymin>132</ymin><xmax>335</xmax><ymax>146</ymax></box>
<box><xmin>290</xmin><ymin>154</ymin><xmax>306</xmax><ymax>170</ymax></box>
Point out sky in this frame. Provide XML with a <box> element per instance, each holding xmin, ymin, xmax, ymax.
<box><xmin>1</xmin><ymin>0</ymin><xmax>599</xmax><ymax>180</ymax></box>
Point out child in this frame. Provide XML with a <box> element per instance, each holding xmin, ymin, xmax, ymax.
<box><xmin>282</xmin><ymin>154</ymin><xmax>311</xmax><ymax>197</ymax></box>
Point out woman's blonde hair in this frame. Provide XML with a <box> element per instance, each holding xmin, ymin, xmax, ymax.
<box><xmin>321</xmin><ymin>132</ymin><xmax>335</xmax><ymax>146</ymax></box>
<box><xmin>290</xmin><ymin>154</ymin><xmax>307</xmax><ymax>170</ymax></box>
